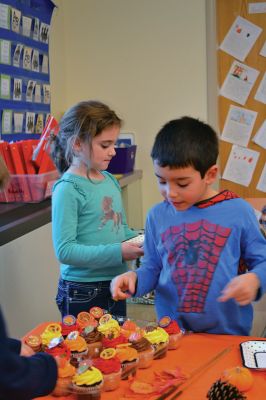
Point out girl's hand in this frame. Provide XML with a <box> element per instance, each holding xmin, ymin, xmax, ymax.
<box><xmin>110</xmin><ymin>271</ymin><xmax>137</xmax><ymax>300</ymax></box>
<box><xmin>121</xmin><ymin>242</ymin><xmax>144</xmax><ymax>261</ymax></box>
<box><xmin>218</xmin><ymin>273</ymin><xmax>260</xmax><ymax>305</ymax></box>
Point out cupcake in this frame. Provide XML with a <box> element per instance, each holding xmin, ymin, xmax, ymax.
<box><xmin>64</xmin><ymin>331</ymin><xmax>88</xmax><ymax>368</ymax></box>
<box><xmin>116</xmin><ymin>344</ymin><xmax>139</xmax><ymax>380</ymax></box>
<box><xmin>120</xmin><ymin>319</ymin><xmax>138</xmax><ymax>339</ymax></box>
<box><xmin>159</xmin><ymin>316</ymin><xmax>183</xmax><ymax>350</ymax></box>
<box><xmin>52</xmin><ymin>359</ymin><xmax>76</xmax><ymax>397</ymax></box>
<box><xmin>24</xmin><ymin>334</ymin><xmax>42</xmax><ymax>352</ymax></box>
<box><xmin>71</xmin><ymin>364</ymin><xmax>103</xmax><ymax>400</ymax></box>
<box><xmin>40</xmin><ymin>323</ymin><xmax>63</xmax><ymax>350</ymax></box>
<box><xmin>97</xmin><ymin>314</ymin><xmax>127</xmax><ymax>348</ymax></box>
<box><xmin>93</xmin><ymin>348</ymin><xmax>121</xmax><ymax>391</ymax></box>
<box><xmin>143</xmin><ymin>324</ymin><xmax>169</xmax><ymax>359</ymax></box>
<box><xmin>81</xmin><ymin>325</ymin><xmax>103</xmax><ymax>359</ymax></box>
<box><xmin>89</xmin><ymin>307</ymin><xmax>104</xmax><ymax>321</ymax></box>
<box><xmin>77</xmin><ymin>312</ymin><xmax>98</xmax><ymax>331</ymax></box>
<box><xmin>129</xmin><ymin>332</ymin><xmax>154</xmax><ymax>369</ymax></box>
<box><xmin>45</xmin><ymin>336</ymin><xmax>71</xmax><ymax>361</ymax></box>
<box><xmin>61</xmin><ymin>315</ymin><xmax>80</xmax><ymax>338</ymax></box>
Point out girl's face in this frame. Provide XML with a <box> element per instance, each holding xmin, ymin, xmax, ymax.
<box><xmin>79</xmin><ymin>125</ymin><xmax>120</xmax><ymax>171</ymax></box>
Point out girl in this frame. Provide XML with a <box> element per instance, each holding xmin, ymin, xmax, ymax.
<box><xmin>50</xmin><ymin>100</ymin><xmax>143</xmax><ymax>318</ymax></box>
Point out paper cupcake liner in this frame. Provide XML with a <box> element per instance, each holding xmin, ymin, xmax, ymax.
<box><xmin>121</xmin><ymin>359</ymin><xmax>139</xmax><ymax>380</ymax></box>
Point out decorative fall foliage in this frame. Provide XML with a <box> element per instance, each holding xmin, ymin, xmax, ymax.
<box><xmin>221</xmin><ymin>366</ymin><xmax>254</xmax><ymax>392</ymax></box>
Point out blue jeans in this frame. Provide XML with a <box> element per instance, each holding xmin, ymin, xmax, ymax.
<box><xmin>56</xmin><ymin>277</ymin><xmax>126</xmax><ymax>318</ymax></box>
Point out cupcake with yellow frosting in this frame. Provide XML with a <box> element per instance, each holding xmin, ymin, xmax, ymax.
<box><xmin>97</xmin><ymin>314</ymin><xmax>127</xmax><ymax>348</ymax></box>
<box><xmin>71</xmin><ymin>364</ymin><xmax>103</xmax><ymax>400</ymax></box>
<box><xmin>159</xmin><ymin>316</ymin><xmax>183</xmax><ymax>350</ymax></box>
<box><xmin>143</xmin><ymin>324</ymin><xmax>169</xmax><ymax>359</ymax></box>
<box><xmin>64</xmin><ymin>331</ymin><xmax>88</xmax><ymax>368</ymax></box>
<box><xmin>52</xmin><ymin>359</ymin><xmax>76</xmax><ymax>397</ymax></box>
<box><xmin>40</xmin><ymin>323</ymin><xmax>63</xmax><ymax>350</ymax></box>
<box><xmin>116</xmin><ymin>344</ymin><xmax>139</xmax><ymax>380</ymax></box>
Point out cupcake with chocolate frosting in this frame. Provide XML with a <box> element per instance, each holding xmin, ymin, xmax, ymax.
<box><xmin>129</xmin><ymin>332</ymin><xmax>154</xmax><ymax>369</ymax></box>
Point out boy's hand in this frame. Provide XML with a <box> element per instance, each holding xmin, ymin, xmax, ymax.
<box><xmin>121</xmin><ymin>242</ymin><xmax>144</xmax><ymax>261</ymax></box>
<box><xmin>110</xmin><ymin>271</ymin><xmax>137</xmax><ymax>301</ymax></box>
<box><xmin>218</xmin><ymin>273</ymin><xmax>260</xmax><ymax>305</ymax></box>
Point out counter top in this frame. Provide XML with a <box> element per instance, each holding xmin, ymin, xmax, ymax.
<box><xmin>0</xmin><ymin>170</ymin><xmax>142</xmax><ymax>246</ymax></box>
<box><xmin>27</xmin><ymin>322</ymin><xmax>266</xmax><ymax>400</ymax></box>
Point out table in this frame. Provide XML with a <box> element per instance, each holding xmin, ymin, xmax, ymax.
<box><xmin>27</xmin><ymin>323</ymin><xmax>266</xmax><ymax>400</ymax></box>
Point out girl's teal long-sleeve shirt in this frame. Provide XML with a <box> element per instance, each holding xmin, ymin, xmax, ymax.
<box><xmin>52</xmin><ymin>171</ymin><xmax>135</xmax><ymax>282</ymax></box>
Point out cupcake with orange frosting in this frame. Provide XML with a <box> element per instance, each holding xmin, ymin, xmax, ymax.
<box><xmin>24</xmin><ymin>334</ymin><xmax>42</xmax><ymax>353</ymax></box>
<box><xmin>93</xmin><ymin>348</ymin><xmax>121</xmax><ymax>391</ymax></box>
<box><xmin>64</xmin><ymin>331</ymin><xmax>88</xmax><ymax>368</ymax></box>
<box><xmin>77</xmin><ymin>312</ymin><xmax>98</xmax><ymax>331</ymax></box>
<box><xmin>120</xmin><ymin>319</ymin><xmax>138</xmax><ymax>339</ymax></box>
<box><xmin>52</xmin><ymin>359</ymin><xmax>76</xmax><ymax>397</ymax></box>
<box><xmin>143</xmin><ymin>323</ymin><xmax>169</xmax><ymax>359</ymax></box>
<box><xmin>71</xmin><ymin>363</ymin><xmax>103</xmax><ymax>400</ymax></box>
<box><xmin>81</xmin><ymin>325</ymin><xmax>103</xmax><ymax>359</ymax></box>
<box><xmin>115</xmin><ymin>344</ymin><xmax>139</xmax><ymax>380</ymax></box>
<box><xmin>159</xmin><ymin>316</ymin><xmax>183</xmax><ymax>350</ymax></box>
<box><xmin>129</xmin><ymin>332</ymin><xmax>154</xmax><ymax>369</ymax></box>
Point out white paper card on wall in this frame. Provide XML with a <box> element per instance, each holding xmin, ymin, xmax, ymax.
<box><xmin>13</xmin><ymin>43</ymin><xmax>23</xmax><ymax>67</ymax></box>
<box><xmin>219</xmin><ymin>16</ymin><xmax>262</xmax><ymax>61</ymax></box>
<box><xmin>11</xmin><ymin>8</ymin><xmax>21</xmax><ymax>33</ymax></box>
<box><xmin>254</xmin><ymin>72</ymin><xmax>266</xmax><ymax>104</ymax></box>
<box><xmin>249</xmin><ymin>2</ymin><xmax>266</xmax><ymax>14</ymax></box>
<box><xmin>222</xmin><ymin>144</ymin><xmax>259</xmax><ymax>187</ymax></box>
<box><xmin>13</xmin><ymin>78</ymin><xmax>22</xmax><ymax>101</ymax></box>
<box><xmin>2</xmin><ymin>110</ymin><xmax>12</xmax><ymax>134</ymax></box>
<box><xmin>42</xmin><ymin>54</ymin><xmax>49</xmax><ymax>74</ymax></box>
<box><xmin>0</xmin><ymin>40</ymin><xmax>11</xmax><ymax>64</ymax></box>
<box><xmin>14</xmin><ymin>112</ymin><xmax>24</xmax><ymax>133</ymax></box>
<box><xmin>26</xmin><ymin>80</ymin><xmax>36</xmax><ymax>102</ymax></box>
<box><xmin>221</xmin><ymin>105</ymin><xmax>257</xmax><ymax>147</ymax></box>
<box><xmin>252</xmin><ymin>120</ymin><xmax>266</xmax><ymax>149</ymax></box>
<box><xmin>33</xmin><ymin>18</ymin><xmax>40</xmax><ymax>41</ymax></box>
<box><xmin>260</xmin><ymin>41</ymin><xmax>266</xmax><ymax>57</ymax></box>
<box><xmin>34</xmin><ymin>84</ymin><xmax>41</xmax><ymax>103</ymax></box>
<box><xmin>32</xmin><ymin>49</ymin><xmax>39</xmax><ymax>72</ymax></box>
<box><xmin>220</xmin><ymin>60</ymin><xmax>259</xmax><ymax>105</ymax></box>
<box><xmin>25</xmin><ymin>112</ymin><xmax>35</xmax><ymax>134</ymax></box>
<box><xmin>0</xmin><ymin>74</ymin><xmax>10</xmax><ymax>99</ymax></box>
<box><xmin>22</xmin><ymin>16</ymin><xmax>32</xmax><ymax>37</ymax></box>
<box><xmin>23</xmin><ymin>47</ymin><xmax>32</xmax><ymax>70</ymax></box>
<box><xmin>256</xmin><ymin>163</ymin><xmax>266</xmax><ymax>192</ymax></box>
<box><xmin>0</xmin><ymin>4</ymin><xmax>10</xmax><ymax>29</ymax></box>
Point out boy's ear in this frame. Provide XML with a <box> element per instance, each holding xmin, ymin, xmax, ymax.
<box><xmin>205</xmin><ymin>164</ymin><xmax>218</xmax><ymax>184</ymax></box>
<box><xmin>73</xmin><ymin>137</ymin><xmax>82</xmax><ymax>152</ymax></box>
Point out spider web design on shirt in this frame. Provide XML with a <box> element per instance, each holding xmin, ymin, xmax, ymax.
<box><xmin>161</xmin><ymin>220</ymin><xmax>231</xmax><ymax>313</ymax></box>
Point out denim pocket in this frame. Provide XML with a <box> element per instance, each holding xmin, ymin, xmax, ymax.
<box><xmin>68</xmin><ymin>285</ymin><xmax>98</xmax><ymax>304</ymax></box>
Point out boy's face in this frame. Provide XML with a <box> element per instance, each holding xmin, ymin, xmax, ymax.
<box><xmin>153</xmin><ymin>161</ymin><xmax>218</xmax><ymax>211</ymax></box>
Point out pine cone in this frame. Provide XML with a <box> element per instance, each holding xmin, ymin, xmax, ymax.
<box><xmin>207</xmin><ymin>379</ymin><xmax>247</xmax><ymax>400</ymax></box>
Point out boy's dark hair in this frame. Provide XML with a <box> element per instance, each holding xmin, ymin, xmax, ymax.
<box><xmin>151</xmin><ymin>116</ymin><xmax>219</xmax><ymax>178</ymax></box>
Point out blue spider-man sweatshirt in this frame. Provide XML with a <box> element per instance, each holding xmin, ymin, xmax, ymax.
<box><xmin>135</xmin><ymin>191</ymin><xmax>266</xmax><ymax>335</ymax></box>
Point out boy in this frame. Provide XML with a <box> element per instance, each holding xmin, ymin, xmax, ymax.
<box><xmin>0</xmin><ymin>155</ymin><xmax>57</xmax><ymax>399</ymax></box>
<box><xmin>110</xmin><ymin>116</ymin><xmax>266</xmax><ymax>335</ymax></box>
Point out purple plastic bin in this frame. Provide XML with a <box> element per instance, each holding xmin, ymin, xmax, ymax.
<box><xmin>107</xmin><ymin>145</ymin><xmax>137</xmax><ymax>174</ymax></box>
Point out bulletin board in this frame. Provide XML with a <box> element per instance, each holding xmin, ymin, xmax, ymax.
<box><xmin>217</xmin><ymin>0</ymin><xmax>266</xmax><ymax>197</ymax></box>
<box><xmin>0</xmin><ymin>0</ymin><xmax>55</xmax><ymax>142</ymax></box>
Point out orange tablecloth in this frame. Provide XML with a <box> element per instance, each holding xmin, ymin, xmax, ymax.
<box><xmin>26</xmin><ymin>322</ymin><xmax>266</xmax><ymax>400</ymax></box>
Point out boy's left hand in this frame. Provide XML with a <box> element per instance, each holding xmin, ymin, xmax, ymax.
<box><xmin>218</xmin><ymin>272</ymin><xmax>260</xmax><ymax>305</ymax></box>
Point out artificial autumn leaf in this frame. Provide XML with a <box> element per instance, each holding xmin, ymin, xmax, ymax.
<box><xmin>130</xmin><ymin>380</ymin><xmax>155</xmax><ymax>394</ymax></box>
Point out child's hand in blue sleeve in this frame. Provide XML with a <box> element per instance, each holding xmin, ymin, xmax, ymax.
<box><xmin>218</xmin><ymin>273</ymin><xmax>260</xmax><ymax>305</ymax></box>
<box><xmin>110</xmin><ymin>271</ymin><xmax>137</xmax><ymax>301</ymax></box>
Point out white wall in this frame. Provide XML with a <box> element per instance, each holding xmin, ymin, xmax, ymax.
<box><xmin>50</xmin><ymin>0</ymin><xmax>208</xmax><ymax>222</ymax></box>
<box><xmin>0</xmin><ymin>224</ymin><xmax>61</xmax><ymax>337</ymax></box>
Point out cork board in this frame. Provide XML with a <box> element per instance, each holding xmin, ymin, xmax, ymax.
<box><xmin>217</xmin><ymin>0</ymin><xmax>266</xmax><ymax>197</ymax></box>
